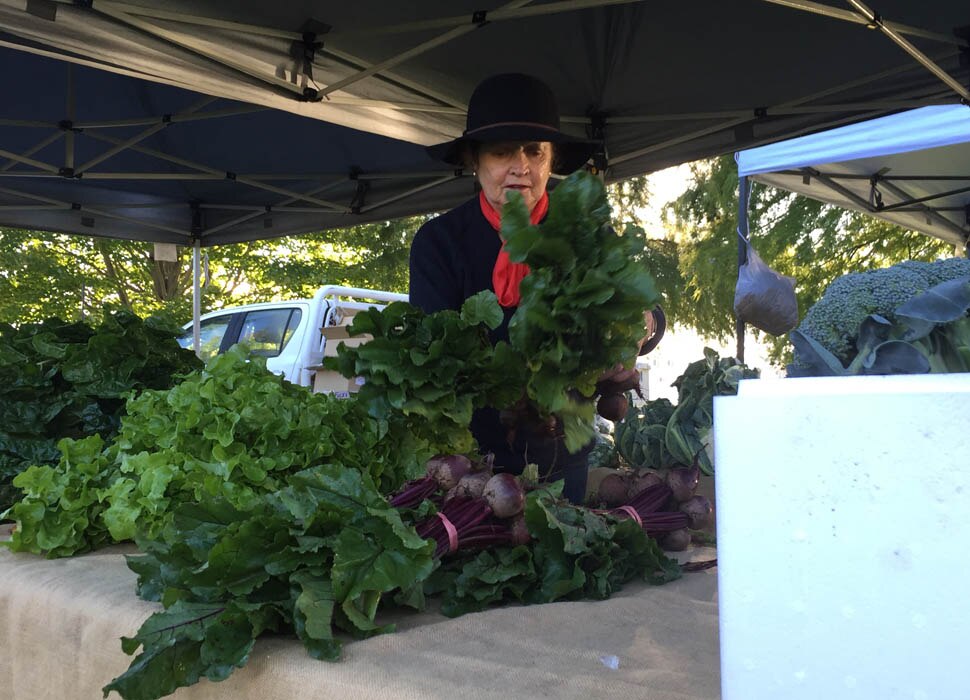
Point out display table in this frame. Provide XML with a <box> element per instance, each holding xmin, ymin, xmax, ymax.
<box><xmin>0</xmin><ymin>529</ymin><xmax>719</xmax><ymax>700</ymax></box>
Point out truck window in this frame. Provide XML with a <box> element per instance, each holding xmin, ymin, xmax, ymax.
<box><xmin>177</xmin><ymin>316</ymin><xmax>232</xmax><ymax>361</ymax></box>
<box><xmin>238</xmin><ymin>308</ymin><xmax>303</xmax><ymax>358</ymax></box>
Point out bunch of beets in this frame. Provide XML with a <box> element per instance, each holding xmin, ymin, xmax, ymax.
<box><xmin>388</xmin><ymin>455</ymin><xmax>530</xmax><ymax>558</ymax></box>
<box><xmin>594</xmin><ymin>464</ymin><xmax>713</xmax><ymax>551</ymax></box>
<box><xmin>389</xmin><ymin>454</ymin><xmax>710</xmax><ymax>556</ymax></box>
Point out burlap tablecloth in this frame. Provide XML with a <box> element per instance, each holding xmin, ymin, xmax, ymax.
<box><xmin>0</xmin><ymin>525</ymin><xmax>719</xmax><ymax>700</ymax></box>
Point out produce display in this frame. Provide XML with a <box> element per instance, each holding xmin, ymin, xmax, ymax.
<box><xmin>332</xmin><ymin>172</ymin><xmax>660</xmax><ymax>455</ymax></box>
<box><xmin>613</xmin><ymin>348</ymin><xmax>759</xmax><ymax>475</ymax></box>
<box><xmin>4</xmin><ymin>346</ymin><xmax>421</xmax><ymax>558</ymax></box>
<box><xmin>3</xmin><ymin>347</ymin><xmax>701</xmax><ymax>699</ymax></box>
<box><xmin>790</xmin><ymin>258</ymin><xmax>970</xmax><ymax>376</ymax></box>
<box><xmin>0</xmin><ymin>311</ymin><xmax>201</xmax><ymax>514</ymax></box>
<box><xmin>2</xmin><ymin>172</ymin><xmax>695</xmax><ymax>700</ymax></box>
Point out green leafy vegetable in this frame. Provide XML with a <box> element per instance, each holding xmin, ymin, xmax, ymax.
<box><xmin>503</xmin><ymin>171</ymin><xmax>663</xmax><ymax>451</ymax></box>
<box><xmin>431</xmin><ymin>486</ymin><xmax>681</xmax><ymax>617</ymax></box>
<box><xmin>103</xmin><ymin>463</ymin><xmax>436</xmax><ymax>700</ymax></box>
<box><xmin>615</xmin><ymin>349</ymin><xmax>758</xmax><ymax>474</ymax></box>
<box><xmin>4</xmin><ymin>346</ymin><xmax>420</xmax><ymax>557</ymax></box>
<box><xmin>0</xmin><ymin>311</ymin><xmax>200</xmax><ymax>513</ymax></box>
<box><xmin>325</xmin><ymin>292</ymin><xmax>525</xmax><ymax>455</ymax></box>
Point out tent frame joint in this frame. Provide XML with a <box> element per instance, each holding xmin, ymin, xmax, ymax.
<box><xmin>588</xmin><ymin>112</ymin><xmax>609</xmax><ymax>172</ymax></box>
<box><xmin>350</xmin><ymin>178</ymin><xmax>369</xmax><ymax>215</ymax></box>
<box><xmin>296</xmin><ymin>20</ymin><xmax>330</xmax><ymax>102</ymax></box>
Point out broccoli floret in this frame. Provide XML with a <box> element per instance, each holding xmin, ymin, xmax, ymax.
<box><xmin>796</xmin><ymin>257</ymin><xmax>970</xmax><ymax>364</ymax></box>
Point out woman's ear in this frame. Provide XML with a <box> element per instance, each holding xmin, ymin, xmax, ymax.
<box><xmin>461</xmin><ymin>142</ymin><xmax>480</xmax><ymax>173</ymax></box>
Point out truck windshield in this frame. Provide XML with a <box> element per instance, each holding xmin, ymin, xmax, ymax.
<box><xmin>177</xmin><ymin>316</ymin><xmax>231</xmax><ymax>361</ymax></box>
<box><xmin>238</xmin><ymin>308</ymin><xmax>303</xmax><ymax>357</ymax></box>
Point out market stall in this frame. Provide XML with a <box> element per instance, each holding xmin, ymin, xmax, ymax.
<box><xmin>3</xmin><ymin>5</ymin><xmax>970</xmax><ymax>700</ymax></box>
<box><xmin>1</xmin><ymin>1</ymin><xmax>968</xmax><ymax>245</ymax></box>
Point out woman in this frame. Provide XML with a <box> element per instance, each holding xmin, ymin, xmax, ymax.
<box><xmin>410</xmin><ymin>73</ymin><xmax>660</xmax><ymax>504</ymax></box>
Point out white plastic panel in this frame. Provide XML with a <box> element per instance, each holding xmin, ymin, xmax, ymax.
<box><xmin>715</xmin><ymin>375</ymin><xmax>970</xmax><ymax>700</ymax></box>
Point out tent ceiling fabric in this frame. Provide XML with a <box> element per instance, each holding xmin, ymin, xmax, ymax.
<box><xmin>0</xmin><ymin>0</ymin><xmax>968</xmax><ymax>246</ymax></box>
<box><xmin>737</xmin><ymin>105</ymin><xmax>970</xmax><ymax>248</ymax></box>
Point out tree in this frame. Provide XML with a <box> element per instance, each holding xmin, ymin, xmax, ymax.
<box><xmin>665</xmin><ymin>155</ymin><xmax>952</xmax><ymax>364</ymax></box>
<box><xmin>607</xmin><ymin>176</ymin><xmax>685</xmax><ymax>326</ymax></box>
<box><xmin>0</xmin><ymin>215</ymin><xmax>427</xmax><ymax>326</ymax></box>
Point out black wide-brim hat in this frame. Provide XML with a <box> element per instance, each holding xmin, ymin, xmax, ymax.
<box><xmin>426</xmin><ymin>73</ymin><xmax>599</xmax><ymax>175</ymax></box>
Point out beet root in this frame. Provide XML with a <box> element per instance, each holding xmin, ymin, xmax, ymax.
<box><xmin>680</xmin><ymin>495</ymin><xmax>713</xmax><ymax>530</ymax></box>
<box><xmin>666</xmin><ymin>465</ymin><xmax>700</xmax><ymax>503</ymax></box>
<box><xmin>597</xmin><ymin>472</ymin><xmax>630</xmax><ymax>508</ymax></box>
<box><xmin>596</xmin><ymin>393</ymin><xmax>628</xmax><ymax>421</ymax></box>
<box><xmin>660</xmin><ymin>528</ymin><xmax>691</xmax><ymax>552</ymax></box>
<box><xmin>483</xmin><ymin>473</ymin><xmax>525</xmax><ymax>519</ymax></box>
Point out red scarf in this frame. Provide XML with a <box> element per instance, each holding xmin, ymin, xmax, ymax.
<box><xmin>480</xmin><ymin>190</ymin><xmax>549</xmax><ymax>307</ymax></box>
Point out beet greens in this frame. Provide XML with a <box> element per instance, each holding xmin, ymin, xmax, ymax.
<box><xmin>502</xmin><ymin>171</ymin><xmax>663</xmax><ymax>452</ymax></box>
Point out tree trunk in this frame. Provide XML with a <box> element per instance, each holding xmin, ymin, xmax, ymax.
<box><xmin>150</xmin><ymin>256</ymin><xmax>185</xmax><ymax>301</ymax></box>
<box><xmin>96</xmin><ymin>240</ymin><xmax>132</xmax><ymax>309</ymax></box>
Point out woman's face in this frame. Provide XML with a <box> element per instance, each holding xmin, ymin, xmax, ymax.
<box><xmin>475</xmin><ymin>141</ymin><xmax>553</xmax><ymax>212</ymax></box>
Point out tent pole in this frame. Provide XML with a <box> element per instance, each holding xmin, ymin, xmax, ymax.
<box><xmin>192</xmin><ymin>240</ymin><xmax>201</xmax><ymax>356</ymax></box>
<box><xmin>845</xmin><ymin>0</ymin><xmax>970</xmax><ymax>102</ymax></box>
<box><xmin>736</xmin><ymin>175</ymin><xmax>751</xmax><ymax>363</ymax></box>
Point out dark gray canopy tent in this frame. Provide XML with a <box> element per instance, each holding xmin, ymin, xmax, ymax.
<box><xmin>1</xmin><ymin>0</ymin><xmax>969</xmax><ymax>344</ymax></box>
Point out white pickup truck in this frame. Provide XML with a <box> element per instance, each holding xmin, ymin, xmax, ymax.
<box><xmin>177</xmin><ymin>285</ymin><xmax>408</xmax><ymax>387</ymax></box>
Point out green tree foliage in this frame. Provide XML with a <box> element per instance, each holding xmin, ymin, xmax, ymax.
<box><xmin>608</xmin><ymin>175</ymin><xmax>684</xmax><ymax>319</ymax></box>
<box><xmin>0</xmin><ymin>216</ymin><xmax>424</xmax><ymax>326</ymax></box>
<box><xmin>665</xmin><ymin>155</ymin><xmax>953</xmax><ymax>363</ymax></box>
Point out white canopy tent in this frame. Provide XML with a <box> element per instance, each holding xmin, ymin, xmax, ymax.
<box><xmin>737</xmin><ymin>104</ymin><xmax>970</xmax><ymax>250</ymax></box>
<box><xmin>733</xmin><ymin>104</ymin><xmax>970</xmax><ymax>359</ymax></box>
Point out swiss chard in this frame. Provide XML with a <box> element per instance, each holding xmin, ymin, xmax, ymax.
<box><xmin>105</xmin><ymin>464</ymin><xmax>436</xmax><ymax>700</ymax></box>
<box><xmin>0</xmin><ymin>311</ymin><xmax>200</xmax><ymax>513</ymax></box>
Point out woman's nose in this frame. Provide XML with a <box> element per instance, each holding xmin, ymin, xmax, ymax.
<box><xmin>509</xmin><ymin>148</ymin><xmax>530</xmax><ymax>175</ymax></box>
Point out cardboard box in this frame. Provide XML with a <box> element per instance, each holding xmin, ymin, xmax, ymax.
<box><xmin>321</xmin><ymin>324</ymin><xmax>371</xmax><ymax>358</ymax></box>
<box><xmin>312</xmin><ymin>325</ymin><xmax>370</xmax><ymax>395</ymax></box>
<box><xmin>311</xmin><ymin>370</ymin><xmax>357</xmax><ymax>396</ymax></box>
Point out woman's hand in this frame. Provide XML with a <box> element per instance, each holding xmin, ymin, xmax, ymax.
<box><xmin>597</xmin><ymin>363</ymin><xmax>640</xmax><ymax>390</ymax></box>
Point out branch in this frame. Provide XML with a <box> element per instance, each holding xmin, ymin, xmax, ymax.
<box><xmin>96</xmin><ymin>240</ymin><xmax>132</xmax><ymax>309</ymax></box>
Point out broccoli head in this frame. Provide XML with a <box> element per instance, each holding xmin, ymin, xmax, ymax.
<box><xmin>796</xmin><ymin>257</ymin><xmax>970</xmax><ymax>365</ymax></box>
